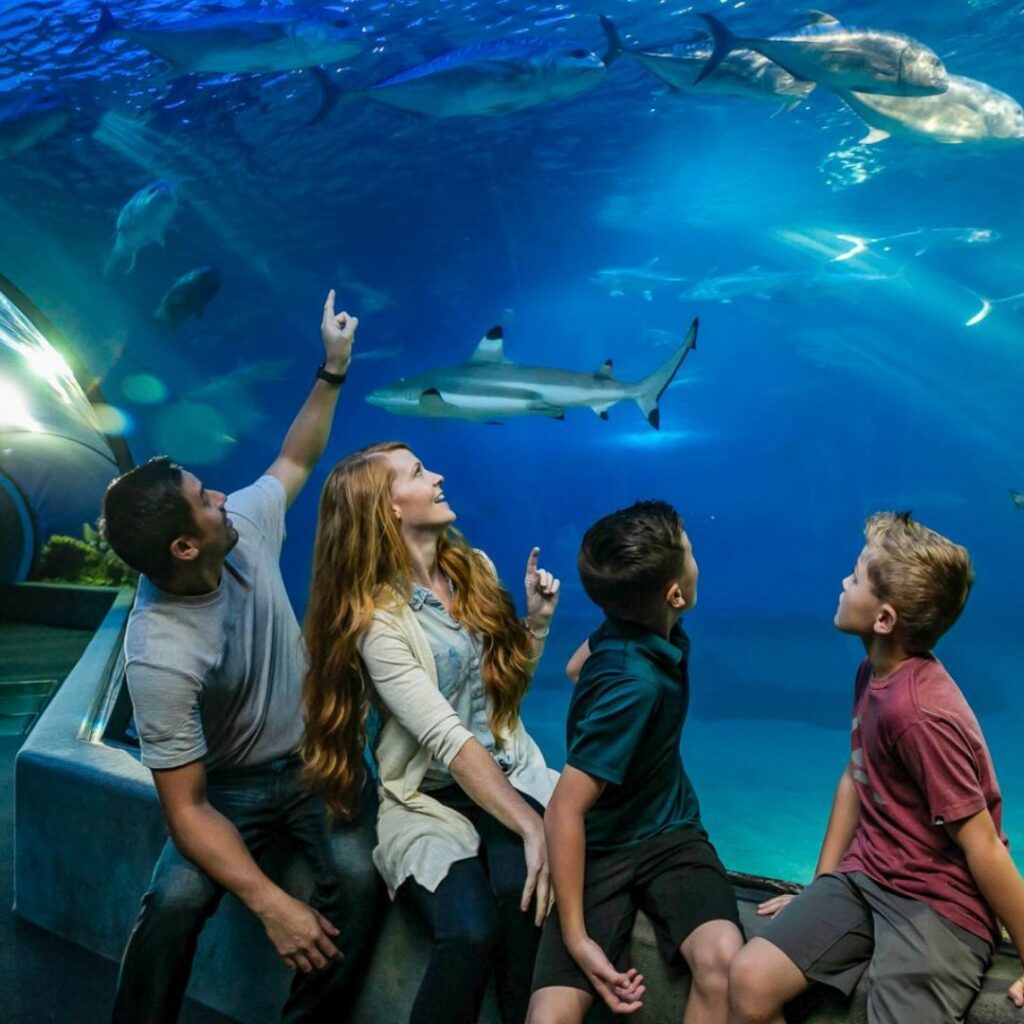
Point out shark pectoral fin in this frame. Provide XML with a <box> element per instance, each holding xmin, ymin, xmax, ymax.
<box><xmin>468</xmin><ymin>326</ymin><xmax>508</xmax><ymax>364</ymax></box>
<box><xmin>593</xmin><ymin>360</ymin><xmax>614</xmax><ymax>380</ymax></box>
<box><xmin>530</xmin><ymin>402</ymin><xmax>566</xmax><ymax>420</ymax></box>
<box><xmin>859</xmin><ymin>127</ymin><xmax>890</xmax><ymax>146</ymax></box>
<box><xmin>771</xmin><ymin>98</ymin><xmax>803</xmax><ymax>118</ymax></box>
<box><xmin>418</xmin><ymin>388</ymin><xmax>457</xmax><ymax>412</ymax></box>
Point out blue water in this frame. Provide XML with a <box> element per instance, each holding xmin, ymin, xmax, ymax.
<box><xmin>2</xmin><ymin>0</ymin><xmax>1023</xmax><ymax>880</ymax></box>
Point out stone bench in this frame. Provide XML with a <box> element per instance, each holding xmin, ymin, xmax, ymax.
<box><xmin>13</xmin><ymin>585</ymin><xmax>1020</xmax><ymax>1023</ymax></box>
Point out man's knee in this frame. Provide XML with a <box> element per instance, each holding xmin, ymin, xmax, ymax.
<box><xmin>140</xmin><ymin>853</ymin><xmax>220</xmax><ymax>929</ymax></box>
<box><xmin>728</xmin><ymin>941</ymin><xmax>791</xmax><ymax>1023</ymax></box>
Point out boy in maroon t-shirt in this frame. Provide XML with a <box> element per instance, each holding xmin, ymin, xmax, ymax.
<box><xmin>728</xmin><ymin>512</ymin><xmax>1024</xmax><ymax>1023</ymax></box>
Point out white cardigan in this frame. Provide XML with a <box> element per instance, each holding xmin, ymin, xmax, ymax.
<box><xmin>358</xmin><ymin>589</ymin><xmax>557</xmax><ymax>897</ymax></box>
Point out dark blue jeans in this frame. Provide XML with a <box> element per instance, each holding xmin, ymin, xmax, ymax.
<box><xmin>112</xmin><ymin>755</ymin><xmax>382</xmax><ymax>1024</ymax></box>
<box><xmin>403</xmin><ymin>785</ymin><xmax>543</xmax><ymax>1024</ymax></box>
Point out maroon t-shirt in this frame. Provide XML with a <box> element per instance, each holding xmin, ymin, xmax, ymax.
<box><xmin>838</xmin><ymin>655</ymin><xmax>1007</xmax><ymax>945</ymax></box>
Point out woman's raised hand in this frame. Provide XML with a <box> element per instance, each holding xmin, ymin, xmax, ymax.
<box><xmin>524</xmin><ymin>546</ymin><xmax>560</xmax><ymax>630</ymax></box>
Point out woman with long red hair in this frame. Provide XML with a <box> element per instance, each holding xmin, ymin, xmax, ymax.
<box><xmin>302</xmin><ymin>441</ymin><xmax>560</xmax><ymax>1024</ymax></box>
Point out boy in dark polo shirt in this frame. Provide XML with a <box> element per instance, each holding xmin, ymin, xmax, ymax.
<box><xmin>729</xmin><ymin>512</ymin><xmax>1024</xmax><ymax>1023</ymax></box>
<box><xmin>528</xmin><ymin>501</ymin><xmax>742</xmax><ymax>1023</ymax></box>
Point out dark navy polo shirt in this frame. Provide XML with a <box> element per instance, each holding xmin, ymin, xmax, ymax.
<box><xmin>566</xmin><ymin>615</ymin><xmax>703</xmax><ymax>852</ymax></box>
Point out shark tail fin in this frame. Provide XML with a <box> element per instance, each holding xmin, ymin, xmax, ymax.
<box><xmin>599</xmin><ymin>14</ymin><xmax>628</xmax><ymax>66</ymax></box>
<box><xmin>693</xmin><ymin>14</ymin><xmax>737</xmax><ymax>85</ymax></box>
<box><xmin>77</xmin><ymin>4</ymin><xmax>117</xmax><ymax>54</ymax></box>
<box><xmin>964</xmin><ymin>292</ymin><xmax>992</xmax><ymax>328</ymax></box>
<box><xmin>307</xmin><ymin>66</ymin><xmax>353</xmax><ymax>126</ymax></box>
<box><xmin>633</xmin><ymin>318</ymin><xmax>698</xmax><ymax>430</ymax></box>
<box><xmin>833</xmin><ymin>233</ymin><xmax>869</xmax><ymax>262</ymax></box>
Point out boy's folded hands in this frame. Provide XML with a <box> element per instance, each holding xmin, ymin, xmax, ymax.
<box><xmin>568</xmin><ymin>937</ymin><xmax>646</xmax><ymax>1015</ymax></box>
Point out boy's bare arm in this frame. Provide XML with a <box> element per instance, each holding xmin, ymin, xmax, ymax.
<box><xmin>759</xmin><ymin>768</ymin><xmax>861</xmax><ymax>918</ymax></box>
<box><xmin>815</xmin><ymin>767</ymin><xmax>861</xmax><ymax>876</ymax></box>
<box><xmin>565</xmin><ymin>639</ymin><xmax>590</xmax><ymax>682</ymax></box>
<box><xmin>545</xmin><ymin>765</ymin><xmax>645</xmax><ymax>1014</ymax></box>
<box><xmin>946</xmin><ymin>808</ymin><xmax>1024</xmax><ymax>1007</ymax></box>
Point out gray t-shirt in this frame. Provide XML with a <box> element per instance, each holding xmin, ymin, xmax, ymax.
<box><xmin>124</xmin><ymin>475</ymin><xmax>306</xmax><ymax>772</ymax></box>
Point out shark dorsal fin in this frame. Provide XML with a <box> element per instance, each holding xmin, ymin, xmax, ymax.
<box><xmin>594</xmin><ymin>360</ymin><xmax>614</xmax><ymax>380</ymax></box>
<box><xmin>804</xmin><ymin>9</ymin><xmax>840</xmax><ymax>25</ymax></box>
<box><xmin>468</xmin><ymin>326</ymin><xmax>507</xmax><ymax>364</ymax></box>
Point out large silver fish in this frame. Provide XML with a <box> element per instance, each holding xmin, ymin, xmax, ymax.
<box><xmin>366</xmin><ymin>321</ymin><xmax>697</xmax><ymax>428</ymax></box>
<box><xmin>86</xmin><ymin>3</ymin><xmax>363</xmax><ymax>74</ymax></box>
<box><xmin>336</xmin><ymin>37</ymin><xmax>606</xmax><ymax>119</ymax></box>
<box><xmin>106</xmin><ymin>179</ymin><xmax>177</xmax><ymax>275</ymax></box>
<box><xmin>599</xmin><ymin>15</ymin><xmax>814</xmax><ymax>114</ymax></box>
<box><xmin>836</xmin><ymin>75</ymin><xmax>1024</xmax><ymax>146</ymax></box>
<box><xmin>591</xmin><ymin>259</ymin><xmax>689</xmax><ymax>301</ymax></box>
<box><xmin>696</xmin><ymin>11</ymin><xmax>948</xmax><ymax>97</ymax></box>
<box><xmin>154</xmin><ymin>267</ymin><xmax>221</xmax><ymax>327</ymax></box>
<box><xmin>681</xmin><ymin>266</ymin><xmax>900</xmax><ymax>302</ymax></box>
<box><xmin>0</xmin><ymin>86</ymin><xmax>70</xmax><ymax>160</ymax></box>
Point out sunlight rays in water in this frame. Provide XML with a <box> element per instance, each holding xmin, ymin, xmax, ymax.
<box><xmin>93</xmin><ymin>110</ymin><xmax>274</xmax><ymax>283</ymax></box>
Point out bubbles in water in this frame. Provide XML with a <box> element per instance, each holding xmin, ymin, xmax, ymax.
<box><xmin>121</xmin><ymin>374</ymin><xmax>168</xmax><ymax>405</ymax></box>
<box><xmin>91</xmin><ymin>403</ymin><xmax>134</xmax><ymax>436</ymax></box>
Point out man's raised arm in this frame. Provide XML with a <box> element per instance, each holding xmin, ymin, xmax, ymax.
<box><xmin>267</xmin><ymin>289</ymin><xmax>358</xmax><ymax>508</ymax></box>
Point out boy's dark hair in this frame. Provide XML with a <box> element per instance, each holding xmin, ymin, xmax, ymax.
<box><xmin>578</xmin><ymin>500</ymin><xmax>686</xmax><ymax>619</ymax></box>
<box><xmin>100</xmin><ymin>457</ymin><xmax>195</xmax><ymax>581</ymax></box>
<box><xmin>863</xmin><ymin>511</ymin><xmax>973</xmax><ymax>652</ymax></box>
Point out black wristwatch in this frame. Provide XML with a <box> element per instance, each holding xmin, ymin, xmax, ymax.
<box><xmin>316</xmin><ymin>363</ymin><xmax>348</xmax><ymax>386</ymax></box>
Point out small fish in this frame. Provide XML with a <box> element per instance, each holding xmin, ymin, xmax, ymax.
<box><xmin>599</xmin><ymin>15</ymin><xmax>814</xmax><ymax>115</ymax></box>
<box><xmin>696</xmin><ymin>11</ymin><xmax>948</xmax><ymax>97</ymax></box>
<box><xmin>591</xmin><ymin>259</ymin><xmax>688</xmax><ymax>301</ymax></box>
<box><xmin>366</xmin><ymin>321</ymin><xmax>698</xmax><ymax>429</ymax></box>
<box><xmin>154</xmin><ymin>267</ymin><xmax>221</xmax><ymax>327</ymax></box>
<box><xmin>1011</xmin><ymin>489</ymin><xmax>1024</xmax><ymax>511</ymax></box>
<box><xmin>316</xmin><ymin>37</ymin><xmax>605</xmax><ymax>121</ymax></box>
<box><xmin>834</xmin><ymin>227</ymin><xmax>1001</xmax><ymax>262</ymax></box>
<box><xmin>835</xmin><ymin>75</ymin><xmax>1024</xmax><ymax>146</ymax></box>
<box><xmin>0</xmin><ymin>85</ymin><xmax>71</xmax><ymax>161</ymax></box>
<box><xmin>84</xmin><ymin>4</ymin><xmax>363</xmax><ymax>74</ymax></box>
<box><xmin>106</xmin><ymin>179</ymin><xmax>178</xmax><ymax>276</ymax></box>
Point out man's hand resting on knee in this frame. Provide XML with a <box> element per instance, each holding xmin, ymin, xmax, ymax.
<box><xmin>257</xmin><ymin>888</ymin><xmax>342</xmax><ymax>973</ymax></box>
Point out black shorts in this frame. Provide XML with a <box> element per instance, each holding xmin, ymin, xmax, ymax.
<box><xmin>532</xmin><ymin>825</ymin><xmax>741</xmax><ymax>993</ymax></box>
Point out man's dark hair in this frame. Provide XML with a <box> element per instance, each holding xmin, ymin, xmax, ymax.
<box><xmin>578</xmin><ymin>500</ymin><xmax>686</xmax><ymax>620</ymax></box>
<box><xmin>100</xmin><ymin>457</ymin><xmax>195</xmax><ymax>581</ymax></box>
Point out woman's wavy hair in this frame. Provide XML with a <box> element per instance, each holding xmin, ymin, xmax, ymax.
<box><xmin>302</xmin><ymin>441</ymin><xmax>534</xmax><ymax>817</ymax></box>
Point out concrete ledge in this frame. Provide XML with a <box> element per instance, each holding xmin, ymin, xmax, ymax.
<box><xmin>13</xmin><ymin>588</ymin><xmax>1021</xmax><ymax>1023</ymax></box>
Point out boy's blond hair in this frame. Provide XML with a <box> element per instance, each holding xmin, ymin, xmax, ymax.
<box><xmin>864</xmin><ymin>512</ymin><xmax>974</xmax><ymax>652</ymax></box>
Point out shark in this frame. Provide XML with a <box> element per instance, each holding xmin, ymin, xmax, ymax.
<box><xmin>591</xmin><ymin>259</ymin><xmax>689</xmax><ymax>301</ymax></box>
<box><xmin>365</xmin><ymin>320</ymin><xmax>698</xmax><ymax>428</ymax></box>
